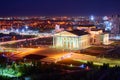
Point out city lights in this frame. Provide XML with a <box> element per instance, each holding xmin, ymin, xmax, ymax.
<box><xmin>16</xmin><ymin>29</ymin><xmax>19</xmax><ymax>32</ymax></box>
<box><xmin>104</xmin><ymin>21</ymin><xmax>112</xmax><ymax>31</ymax></box>
<box><xmin>25</xmin><ymin>25</ymin><xmax>28</xmax><ymax>29</ymax></box>
<box><xmin>22</xmin><ymin>29</ymin><xmax>25</xmax><ymax>32</ymax></box>
<box><xmin>0</xmin><ymin>0</ymin><xmax>120</xmax><ymax>79</ymax></box>
<box><xmin>90</xmin><ymin>15</ymin><xmax>94</xmax><ymax>21</ymax></box>
<box><xmin>103</xmin><ymin>16</ymin><xmax>108</xmax><ymax>20</ymax></box>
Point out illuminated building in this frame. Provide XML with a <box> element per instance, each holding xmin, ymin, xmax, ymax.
<box><xmin>53</xmin><ymin>28</ymin><xmax>110</xmax><ymax>50</ymax></box>
<box><xmin>100</xmin><ymin>33</ymin><xmax>109</xmax><ymax>45</ymax></box>
<box><xmin>90</xmin><ymin>29</ymin><xmax>109</xmax><ymax>45</ymax></box>
<box><xmin>55</xmin><ymin>24</ymin><xmax>61</xmax><ymax>32</ymax></box>
<box><xmin>111</xmin><ymin>15</ymin><xmax>120</xmax><ymax>34</ymax></box>
<box><xmin>103</xmin><ymin>16</ymin><xmax>112</xmax><ymax>31</ymax></box>
<box><xmin>53</xmin><ymin>30</ymin><xmax>90</xmax><ymax>50</ymax></box>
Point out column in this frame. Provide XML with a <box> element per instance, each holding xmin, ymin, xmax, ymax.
<box><xmin>66</xmin><ymin>37</ymin><xmax>68</xmax><ymax>49</ymax></box>
<box><xmin>69</xmin><ymin>37</ymin><xmax>71</xmax><ymax>49</ymax></box>
<box><xmin>53</xmin><ymin>36</ymin><xmax>54</xmax><ymax>47</ymax></box>
<box><xmin>78</xmin><ymin>38</ymin><xmax>79</xmax><ymax>48</ymax></box>
<box><xmin>78</xmin><ymin>37</ymin><xmax>80</xmax><ymax>49</ymax></box>
<box><xmin>60</xmin><ymin>36</ymin><xmax>62</xmax><ymax>47</ymax></box>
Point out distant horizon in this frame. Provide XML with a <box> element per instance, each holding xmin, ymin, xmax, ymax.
<box><xmin>0</xmin><ymin>14</ymin><xmax>119</xmax><ymax>17</ymax></box>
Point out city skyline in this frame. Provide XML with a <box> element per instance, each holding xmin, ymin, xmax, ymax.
<box><xmin>0</xmin><ymin>0</ymin><xmax>120</xmax><ymax>16</ymax></box>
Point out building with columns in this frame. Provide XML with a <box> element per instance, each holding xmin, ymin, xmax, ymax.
<box><xmin>53</xmin><ymin>30</ymin><xmax>90</xmax><ymax>50</ymax></box>
<box><xmin>53</xmin><ymin>28</ymin><xmax>110</xmax><ymax>50</ymax></box>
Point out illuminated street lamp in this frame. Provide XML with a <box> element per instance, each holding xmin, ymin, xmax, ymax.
<box><xmin>25</xmin><ymin>25</ymin><xmax>28</xmax><ymax>29</ymax></box>
<box><xmin>22</xmin><ymin>29</ymin><xmax>25</xmax><ymax>32</ymax></box>
<box><xmin>16</xmin><ymin>29</ymin><xmax>19</xmax><ymax>32</ymax></box>
<box><xmin>90</xmin><ymin>15</ymin><xmax>95</xmax><ymax>21</ymax></box>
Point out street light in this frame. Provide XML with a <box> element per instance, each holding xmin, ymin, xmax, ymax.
<box><xmin>90</xmin><ymin>15</ymin><xmax>95</xmax><ymax>21</ymax></box>
<box><xmin>25</xmin><ymin>25</ymin><xmax>28</xmax><ymax>29</ymax></box>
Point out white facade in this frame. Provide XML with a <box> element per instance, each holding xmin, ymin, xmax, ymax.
<box><xmin>53</xmin><ymin>31</ymin><xmax>90</xmax><ymax>50</ymax></box>
<box><xmin>101</xmin><ymin>33</ymin><xmax>109</xmax><ymax>45</ymax></box>
<box><xmin>89</xmin><ymin>29</ymin><xmax>110</xmax><ymax>45</ymax></box>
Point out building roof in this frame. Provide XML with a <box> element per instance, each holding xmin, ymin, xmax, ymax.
<box><xmin>67</xmin><ymin>30</ymin><xmax>89</xmax><ymax>36</ymax></box>
<box><xmin>73</xmin><ymin>25</ymin><xmax>95</xmax><ymax>27</ymax></box>
<box><xmin>91</xmin><ymin>28</ymin><xmax>102</xmax><ymax>31</ymax></box>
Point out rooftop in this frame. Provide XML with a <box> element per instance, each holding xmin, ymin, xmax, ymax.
<box><xmin>91</xmin><ymin>28</ymin><xmax>102</xmax><ymax>31</ymax></box>
<box><xmin>68</xmin><ymin>30</ymin><xmax>89</xmax><ymax>36</ymax></box>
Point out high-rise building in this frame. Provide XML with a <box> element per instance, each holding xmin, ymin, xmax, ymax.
<box><xmin>111</xmin><ymin>15</ymin><xmax>120</xmax><ymax>34</ymax></box>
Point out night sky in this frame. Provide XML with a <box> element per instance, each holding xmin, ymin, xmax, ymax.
<box><xmin>0</xmin><ymin>0</ymin><xmax>120</xmax><ymax>16</ymax></box>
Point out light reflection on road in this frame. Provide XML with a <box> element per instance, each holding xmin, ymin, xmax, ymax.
<box><xmin>0</xmin><ymin>42</ymin><xmax>120</xmax><ymax>66</ymax></box>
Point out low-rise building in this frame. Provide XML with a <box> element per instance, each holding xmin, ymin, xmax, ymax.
<box><xmin>53</xmin><ymin>28</ymin><xmax>110</xmax><ymax>50</ymax></box>
<box><xmin>53</xmin><ymin>30</ymin><xmax>90</xmax><ymax>50</ymax></box>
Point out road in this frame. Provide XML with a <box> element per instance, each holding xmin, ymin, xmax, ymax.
<box><xmin>4</xmin><ymin>47</ymin><xmax>120</xmax><ymax>66</ymax></box>
<box><xmin>0</xmin><ymin>35</ymin><xmax>120</xmax><ymax>66</ymax></box>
